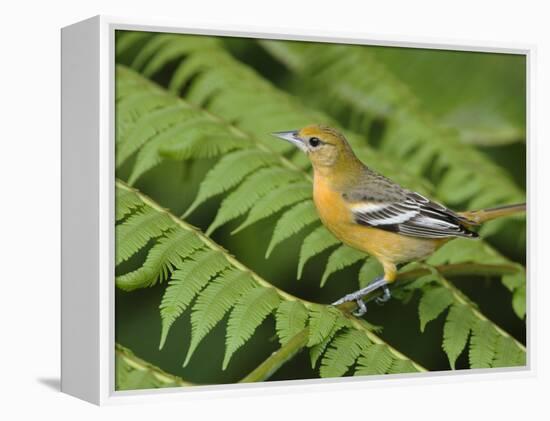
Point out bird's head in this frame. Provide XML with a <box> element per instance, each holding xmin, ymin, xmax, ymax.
<box><xmin>272</xmin><ymin>125</ymin><xmax>359</xmax><ymax>172</ymax></box>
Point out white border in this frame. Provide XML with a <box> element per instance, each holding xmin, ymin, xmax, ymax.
<box><xmin>64</xmin><ymin>15</ymin><xmax>534</xmax><ymax>406</ymax></box>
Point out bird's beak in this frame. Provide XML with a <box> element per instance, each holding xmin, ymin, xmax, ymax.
<box><xmin>271</xmin><ymin>130</ymin><xmax>307</xmax><ymax>152</ymax></box>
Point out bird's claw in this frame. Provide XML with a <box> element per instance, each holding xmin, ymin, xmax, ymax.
<box><xmin>352</xmin><ymin>299</ymin><xmax>367</xmax><ymax>317</ymax></box>
<box><xmin>375</xmin><ymin>286</ymin><xmax>391</xmax><ymax>305</ymax></box>
<box><xmin>332</xmin><ymin>295</ymin><xmax>368</xmax><ymax>316</ymax></box>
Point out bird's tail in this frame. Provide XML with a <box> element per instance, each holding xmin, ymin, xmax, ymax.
<box><xmin>459</xmin><ymin>203</ymin><xmax>526</xmax><ymax>225</ymax></box>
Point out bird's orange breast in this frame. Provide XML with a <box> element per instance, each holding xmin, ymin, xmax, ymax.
<box><xmin>312</xmin><ymin>173</ymin><xmax>443</xmax><ymax>275</ymax></box>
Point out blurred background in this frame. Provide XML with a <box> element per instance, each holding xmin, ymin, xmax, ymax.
<box><xmin>115</xmin><ymin>31</ymin><xmax>526</xmax><ymax>386</ymax></box>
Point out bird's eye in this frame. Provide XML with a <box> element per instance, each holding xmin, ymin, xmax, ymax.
<box><xmin>309</xmin><ymin>137</ymin><xmax>321</xmax><ymax>147</ymax></box>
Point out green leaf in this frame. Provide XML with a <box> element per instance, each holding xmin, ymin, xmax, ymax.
<box><xmin>388</xmin><ymin>359</ymin><xmax>419</xmax><ymax>374</ymax></box>
<box><xmin>469</xmin><ymin>319</ymin><xmax>499</xmax><ymax>368</ymax></box>
<box><xmin>512</xmin><ymin>284</ymin><xmax>526</xmax><ymax>320</ymax></box>
<box><xmin>159</xmin><ymin>249</ymin><xmax>231</xmax><ymax>349</ymax></box>
<box><xmin>428</xmin><ymin>238</ymin><xmax>504</xmax><ymax>266</ymax></box>
<box><xmin>115</xmin><ymin>207</ymin><xmax>175</xmax><ymax>266</ymax></box>
<box><xmin>141</xmin><ymin>35</ymin><xmax>219</xmax><ymax>77</ymax></box>
<box><xmin>371</xmin><ymin>47</ymin><xmax>526</xmax><ymax>146</ymax></box>
<box><xmin>321</xmin><ymin>245</ymin><xmax>366</xmax><ymax>287</ymax></box>
<box><xmin>232</xmin><ymin>183</ymin><xmax>311</xmax><ymax>234</ymax></box>
<box><xmin>116</xmin><ymin>103</ymin><xmax>194</xmax><ymax>167</ymax></box>
<box><xmin>309</xmin><ymin>317</ymin><xmax>349</xmax><ymax>368</ymax></box>
<box><xmin>223</xmin><ymin>287</ymin><xmax>281</xmax><ymax>370</ymax></box>
<box><xmin>160</xmin><ymin>132</ymin><xmax>251</xmax><ymax>161</ymax></box>
<box><xmin>184</xmin><ymin>149</ymin><xmax>279</xmax><ymax>217</ymax></box>
<box><xmin>320</xmin><ymin>329</ymin><xmax>370</xmax><ymax>378</ymax></box>
<box><xmin>275</xmin><ymin>301</ymin><xmax>309</xmax><ymax>346</ymax></box>
<box><xmin>115</xmin><ymin>186</ymin><xmax>144</xmax><ymax>221</ymax></box>
<box><xmin>492</xmin><ymin>336</ymin><xmax>526</xmax><ymax>368</ymax></box>
<box><xmin>307</xmin><ymin>306</ymin><xmax>340</xmax><ymax>346</ymax></box>
<box><xmin>207</xmin><ymin>167</ymin><xmax>302</xmax><ymax>235</ymax></box>
<box><xmin>265</xmin><ymin>201</ymin><xmax>319</xmax><ymax>258</ymax></box>
<box><xmin>355</xmin><ymin>344</ymin><xmax>394</xmax><ymax>376</ymax></box>
<box><xmin>442</xmin><ymin>304</ymin><xmax>475</xmax><ymax>369</ymax></box>
<box><xmin>298</xmin><ymin>226</ymin><xmax>340</xmax><ymax>279</ymax></box>
<box><xmin>502</xmin><ymin>270</ymin><xmax>525</xmax><ymax>291</ymax></box>
<box><xmin>184</xmin><ymin>269</ymin><xmax>257</xmax><ymax>366</ymax></box>
<box><xmin>116</xmin><ymin>229</ymin><xmax>204</xmax><ymax>291</ymax></box>
<box><xmin>418</xmin><ymin>287</ymin><xmax>454</xmax><ymax>332</ymax></box>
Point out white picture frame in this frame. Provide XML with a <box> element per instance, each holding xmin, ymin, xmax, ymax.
<box><xmin>61</xmin><ymin>15</ymin><xmax>533</xmax><ymax>406</ymax></box>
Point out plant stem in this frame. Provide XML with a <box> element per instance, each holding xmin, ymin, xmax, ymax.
<box><xmin>240</xmin><ymin>328</ymin><xmax>310</xmax><ymax>383</ymax></box>
<box><xmin>116</xmin><ymin>343</ymin><xmax>193</xmax><ymax>387</ymax></box>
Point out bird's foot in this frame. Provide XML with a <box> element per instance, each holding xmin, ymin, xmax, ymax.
<box><xmin>331</xmin><ymin>277</ymin><xmax>388</xmax><ymax>317</ymax></box>
<box><xmin>375</xmin><ymin>286</ymin><xmax>391</xmax><ymax>305</ymax></box>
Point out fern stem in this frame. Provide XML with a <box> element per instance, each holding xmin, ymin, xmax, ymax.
<box><xmin>240</xmin><ymin>328</ymin><xmax>310</xmax><ymax>383</ymax></box>
<box><xmin>116</xmin><ymin>343</ymin><xmax>193</xmax><ymax>387</ymax></box>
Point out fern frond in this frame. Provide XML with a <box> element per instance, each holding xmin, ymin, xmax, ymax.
<box><xmin>117</xmin><ymin>102</ymin><xmax>194</xmax><ymax>167</ymax></box>
<box><xmin>275</xmin><ymin>301</ymin><xmax>309</xmax><ymax>346</ymax></box>
<box><xmin>115</xmin><ymin>207</ymin><xmax>175</xmax><ymax>266</ymax></box>
<box><xmin>298</xmin><ymin>225</ymin><xmax>340</xmax><ymax>279</ymax></box>
<box><xmin>417</xmin><ymin>286</ymin><xmax>454</xmax><ymax>332</ymax></box>
<box><xmin>319</xmin><ymin>329</ymin><xmax>370</xmax><ymax>378</ymax></box>
<box><xmin>206</xmin><ymin>167</ymin><xmax>302</xmax><ymax>235</ymax></box>
<box><xmin>115</xmin><ymin>180</ymin><xmax>424</xmax><ymax>377</ymax></box>
<box><xmin>265</xmin><ymin>201</ymin><xmax>318</xmax><ymax>258</ymax></box>
<box><xmin>184</xmin><ymin>269</ymin><xmax>257</xmax><ymax>366</ymax></box>
<box><xmin>355</xmin><ymin>344</ymin><xmax>395</xmax><ymax>376</ymax></box>
<box><xmin>502</xmin><ymin>271</ymin><xmax>527</xmax><ymax>319</ymax></box>
<box><xmin>115</xmin><ymin>31</ymin><xmax>153</xmax><ymax>58</ymax></box>
<box><xmin>258</xmin><ymin>41</ymin><xmax>525</xmax><ymax>217</ymax></box>
<box><xmin>159</xmin><ymin>128</ymin><xmax>252</xmax><ymax>161</ymax></box>
<box><xmin>492</xmin><ymin>335</ymin><xmax>526</xmax><ymax>368</ymax></box>
<box><xmin>442</xmin><ymin>303</ymin><xmax>475</xmax><ymax>369</ymax></box>
<box><xmin>321</xmin><ymin>245</ymin><xmax>366</xmax><ymax>287</ymax></box>
<box><xmin>232</xmin><ymin>183</ymin><xmax>311</xmax><ymax>234</ymax></box>
<box><xmin>307</xmin><ymin>306</ymin><xmax>341</xmax><ymax>347</ymax></box>
<box><xmin>401</xmin><ymin>270</ymin><xmax>526</xmax><ymax>370</ymax></box>
<box><xmin>428</xmin><ymin>239</ymin><xmax>526</xmax><ymax>319</ymax></box>
<box><xmin>183</xmin><ymin>149</ymin><xmax>279</xmax><ymax>217</ymax></box>
<box><xmin>469</xmin><ymin>319</ymin><xmax>499</xmax><ymax>368</ymax></box>
<box><xmin>159</xmin><ymin>249</ymin><xmax>231</xmax><ymax>349</ymax></box>
<box><xmin>128</xmin><ymin>116</ymin><xmax>223</xmax><ymax>184</ymax></box>
<box><xmin>223</xmin><ymin>286</ymin><xmax>281</xmax><ymax>370</ymax></box>
<box><xmin>115</xmin><ymin>186</ymin><xmax>144</xmax><ymax>221</ymax></box>
<box><xmin>388</xmin><ymin>359</ymin><xmax>420</xmax><ymax>374</ymax></box>
<box><xmin>124</xmin><ymin>34</ymin><xmax>434</xmax><ymax>195</ymax></box>
<box><xmin>119</xmin><ymin>39</ymin><xmax>525</xmax><ymax>323</ymax></box>
<box><xmin>116</xmin><ymin>229</ymin><xmax>203</xmax><ymax>291</ymax></box>
<box><xmin>309</xmin><ymin>316</ymin><xmax>349</xmax><ymax>368</ymax></box>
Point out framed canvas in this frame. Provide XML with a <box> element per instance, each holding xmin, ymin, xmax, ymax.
<box><xmin>61</xmin><ymin>15</ymin><xmax>531</xmax><ymax>405</ymax></box>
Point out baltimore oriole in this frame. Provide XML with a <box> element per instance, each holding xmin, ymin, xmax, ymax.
<box><xmin>273</xmin><ymin>125</ymin><xmax>526</xmax><ymax>316</ymax></box>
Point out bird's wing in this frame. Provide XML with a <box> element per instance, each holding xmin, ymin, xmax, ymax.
<box><xmin>347</xmin><ymin>190</ymin><xmax>479</xmax><ymax>239</ymax></box>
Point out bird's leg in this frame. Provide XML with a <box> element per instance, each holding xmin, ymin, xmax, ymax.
<box><xmin>332</xmin><ymin>276</ymin><xmax>388</xmax><ymax>316</ymax></box>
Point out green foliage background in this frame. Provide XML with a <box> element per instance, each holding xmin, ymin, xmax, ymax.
<box><xmin>114</xmin><ymin>31</ymin><xmax>526</xmax><ymax>391</ymax></box>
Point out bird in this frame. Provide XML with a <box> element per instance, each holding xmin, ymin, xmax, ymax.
<box><xmin>272</xmin><ymin>125</ymin><xmax>526</xmax><ymax>316</ymax></box>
